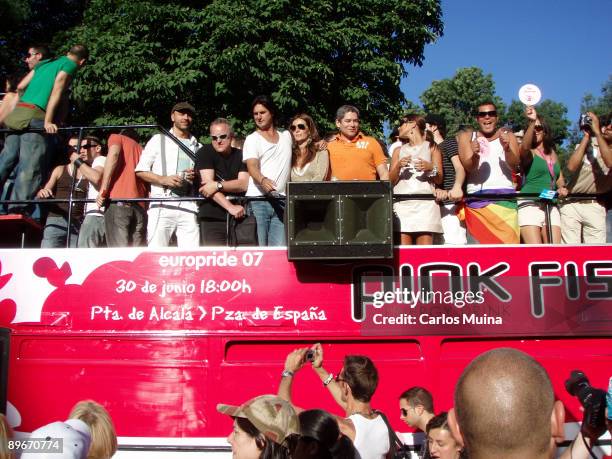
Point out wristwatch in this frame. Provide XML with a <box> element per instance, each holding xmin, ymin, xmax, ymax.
<box><xmin>281</xmin><ymin>370</ymin><xmax>294</xmax><ymax>378</ymax></box>
<box><xmin>429</xmin><ymin>166</ymin><xmax>438</xmax><ymax>177</ymax></box>
<box><xmin>216</xmin><ymin>181</ymin><xmax>223</xmax><ymax>191</ymax></box>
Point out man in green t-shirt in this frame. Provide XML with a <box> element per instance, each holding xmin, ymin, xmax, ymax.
<box><xmin>0</xmin><ymin>44</ymin><xmax>88</xmax><ymax>216</ymax></box>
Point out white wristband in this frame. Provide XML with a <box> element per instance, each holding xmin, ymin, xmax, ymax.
<box><xmin>323</xmin><ymin>373</ymin><xmax>334</xmax><ymax>386</ymax></box>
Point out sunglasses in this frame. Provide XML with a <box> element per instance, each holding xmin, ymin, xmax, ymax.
<box><xmin>534</xmin><ymin>125</ymin><xmax>543</xmax><ymax>132</ymax></box>
<box><xmin>400</xmin><ymin>408</ymin><xmax>408</xmax><ymax>417</ymax></box>
<box><xmin>26</xmin><ymin>52</ymin><xmax>40</xmax><ymax>58</ymax></box>
<box><xmin>477</xmin><ymin>110</ymin><xmax>497</xmax><ymax>118</ymax></box>
<box><xmin>211</xmin><ymin>134</ymin><xmax>229</xmax><ymax>142</ymax></box>
<box><xmin>335</xmin><ymin>374</ymin><xmax>345</xmax><ymax>383</ymax></box>
<box><xmin>290</xmin><ymin>123</ymin><xmax>307</xmax><ymax>132</ymax></box>
<box><xmin>81</xmin><ymin>143</ymin><xmax>99</xmax><ymax>149</ymax></box>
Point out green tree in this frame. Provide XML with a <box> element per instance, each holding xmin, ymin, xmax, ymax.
<box><xmin>419</xmin><ymin>67</ymin><xmax>505</xmax><ymax>136</ymax></box>
<box><xmin>580</xmin><ymin>75</ymin><xmax>612</xmax><ymax>116</ymax></box>
<box><xmin>61</xmin><ymin>0</ymin><xmax>443</xmax><ymax>138</ymax></box>
<box><xmin>504</xmin><ymin>99</ymin><xmax>570</xmax><ymax>147</ymax></box>
<box><xmin>567</xmin><ymin>75</ymin><xmax>612</xmax><ymax>148</ymax></box>
<box><xmin>0</xmin><ymin>0</ymin><xmax>86</xmax><ymax>78</ymax></box>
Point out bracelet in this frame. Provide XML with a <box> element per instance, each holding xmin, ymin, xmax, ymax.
<box><xmin>73</xmin><ymin>158</ymin><xmax>84</xmax><ymax>168</ymax></box>
<box><xmin>281</xmin><ymin>370</ymin><xmax>294</xmax><ymax>378</ymax></box>
<box><xmin>323</xmin><ymin>373</ymin><xmax>334</xmax><ymax>386</ymax></box>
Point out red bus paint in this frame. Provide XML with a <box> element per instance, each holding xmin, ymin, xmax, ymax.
<box><xmin>0</xmin><ymin>246</ymin><xmax>610</xmax><ymax>451</ymax></box>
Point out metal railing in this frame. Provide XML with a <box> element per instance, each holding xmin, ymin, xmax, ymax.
<box><xmin>1</xmin><ymin>124</ymin><xmax>608</xmax><ymax>248</ymax></box>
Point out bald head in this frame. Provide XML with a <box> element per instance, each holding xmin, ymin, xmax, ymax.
<box><xmin>454</xmin><ymin>348</ymin><xmax>559</xmax><ymax>458</ymax></box>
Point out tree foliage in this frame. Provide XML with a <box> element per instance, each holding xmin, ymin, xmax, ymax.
<box><xmin>505</xmin><ymin>99</ymin><xmax>570</xmax><ymax>148</ymax></box>
<box><xmin>419</xmin><ymin>67</ymin><xmax>505</xmax><ymax>136</ymax></box>
<box><xmin>0</xmin><ymin>0</ymin><xmax>86</xmax><ymax>78</ymax></box>
<box><xmin>61</xmin><ymin>0</ymin><xmax>443</xmax><ymax>138</ymax></box>
<box><xmin>567</xmin><ymin>75</ymin><xmax>612</xmax><ymax>148</ymax></box>
<box><xmin>580</xmin><ymin>75</ymin><xmax>612</xmax><ymax>116</ymax></box>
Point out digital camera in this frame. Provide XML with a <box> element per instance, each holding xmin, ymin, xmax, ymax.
<box><xmin>579</xmin><ymin>113</ymin><xmax>593</xmax><ymax>130</ymax></box>
<box><xmin>565</xmin><ymin>370</ymin><xmax>607</xmax><ymax>440</ymax></box>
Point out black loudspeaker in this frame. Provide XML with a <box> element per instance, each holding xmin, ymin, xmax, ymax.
<box><xmin>287</xmin><ymin>181</ymin><xmax>393</xmax><ymax>260</ymax></box>
<box><xmin>0</xmin><ymin>328</ymin><xmax>9</xmax><ymax>414</ymax></box>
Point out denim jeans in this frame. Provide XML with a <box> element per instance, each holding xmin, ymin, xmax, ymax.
<box><xmin>249</xmin><ymin>199</ymin><xmax>286</xmax><ymax>246</ymax></box>
<box><xmin>104</xmin><ymin>203</ymin><xmax>147</xmax><ymax>247</ymax></box>
<box><xmin>77</xmin><ymin>215</ymin><xmax>106</xmax><ymax>248</ymax></box>
<box><xmin>0</xmin><ymin>119</ymin><xmax>48</xmax><ymax>215</ymax></box>
<box><xmin>41</xmin><ymin>215</ymin><xmax>79</xmax><ymax>248</ymax></box>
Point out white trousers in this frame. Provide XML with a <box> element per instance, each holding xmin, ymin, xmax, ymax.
<box><xmin>147</xmin><ymin>205</ymin><xmax>200</xmax><ymax>248</ymax></box>
<box><xmin>440</xmin><ymin>203</ymin><xmax>467</xmax><ymax>245</ymax></box>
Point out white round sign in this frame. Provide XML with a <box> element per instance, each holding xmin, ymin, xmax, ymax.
<box><xmin>518</xmin><ymin>84</ymin><xmax>542</xmax><ymax>106</ymax></box>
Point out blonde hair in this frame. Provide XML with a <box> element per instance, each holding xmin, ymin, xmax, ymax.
<box><xmin>69</xmin><ymin>401</ymin><xmax>117</xmax><ymax>459</ymax></box>
<box><xmin>0</xmin><ymin>414</ymin><xmax>15</xmax><ymax>459</ymax></box>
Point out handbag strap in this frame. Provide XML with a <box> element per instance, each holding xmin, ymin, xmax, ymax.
<box><xmin>374</xmin><ymin>410</ymin><xmax>405</xmax><ymax>455</ymax></box>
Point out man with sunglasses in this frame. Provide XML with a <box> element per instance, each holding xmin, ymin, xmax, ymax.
<box><xmin>399</xmin><ymin>387</ymin><xmax>435</xmax><ymax>458</ymax></box>
<box><xmin>560</xmin><ymin>111</ymin><xmax>611</xmax><ymax>243</ymax></box>
<box><xmin>0</xmin><ymin>44</ymin><xmax>88</xmax><ymax>217</ymax></box>
<box><xmin>458</xmin><ymin>101</ymin><xmax>520</xmax><ymax>244</ymax></box>
<box><xmin>135</xmin><ymin>102</ymin><xmax>202</xmax><ymax>247</ymax></box>
<box><xmin>24</xmin><ymin>44</ymin><xmax>50</xmax><ymax>71</ymax></box>
<box><xmin>195</xmin><ymin>118</ymin><xmax>249</xmax><ymax>245</ymax></box>
<box><xmin>76</xmin><ymin>137</ymin><xmax>106</xmax><ymax>247</ymax></box>
<box><xmin>279</xmin><ymin>345</ymin><xmax>391</xmax><ymax>459</ymax></box>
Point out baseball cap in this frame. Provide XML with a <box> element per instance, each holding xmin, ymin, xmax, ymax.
<box><xmin>171</xmin><ymin>102</ymin><xmax>196</xmax><ymax>115</ymax></box>
<box><xmin>217</xmin><ymin>395</ymin><xmax>299</xmax><ymax>444</ymax></box>
<box><xmin>21</xmin><ymin>419</ymin><xmax>91</xmax><ymax>459</ymax></box>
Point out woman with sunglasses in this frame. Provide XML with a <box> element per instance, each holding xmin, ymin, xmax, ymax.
<box><xmin>289</xmin><ymin>113</ymin><xmax>329</xmax><ymax>182</ymax></box>
<box><xmin>518</xmin><ymin>107</ymin><xmax>567</xmax><ymax>244</ymax></box>
<box><xmin>389</xmin><ymin>114</ymin><xmax>443</xmax><ymax>245</ymax></box>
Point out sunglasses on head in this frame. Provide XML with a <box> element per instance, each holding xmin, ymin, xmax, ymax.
<box><xmin>211</xmin><ymin>134</ymin><xmax>229</xmax><ymax>142</ymax></box>
<box><xmin>477</xmin><ymin>110</ymin><xmax>497</xmax><ymax>118</ymax></box>
<box><xmin>290</xmin><ymin>123</ymin><xmax>307</xmax><ymax>132</ymax></box>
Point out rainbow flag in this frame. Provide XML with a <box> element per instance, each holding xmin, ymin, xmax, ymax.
<box><xmin>465</xmin><ymin>190</ymin><xmax>519</xmax><ymax>244</ymax></box>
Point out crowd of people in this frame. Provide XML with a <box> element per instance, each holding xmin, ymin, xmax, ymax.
<box><xmin>218</xmin><ymin>346</ymin><xmax>611</xmax><ymax>459</ymax></box>
<box><xmin>0</xmin><ymin>347</ymin><xmax>609</xmax><ymax>459</ymax></box>
<box><xmin>1</xmin><ymin>43</ymin><xmax>611</xmax><ymax>248</ymax></box>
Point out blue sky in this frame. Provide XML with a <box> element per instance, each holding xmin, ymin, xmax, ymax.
<box><xmin>401</xmin><ymin>0</ymin><xmax>611</xmax><ymax>126</ymax></box>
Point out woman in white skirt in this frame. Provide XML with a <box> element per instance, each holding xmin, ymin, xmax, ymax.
<box><xmin>389</xmin><ymin>114</ymin><xmax>443</xmax><ymax>245</ymax></box>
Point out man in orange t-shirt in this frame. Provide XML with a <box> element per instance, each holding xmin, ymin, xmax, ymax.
<box><xmin>96</xmin><ymin>130</ymin><xmax>148</xmax><ymax>247</ymax></box>
<box><xmin>327</xmin><ymin>105</ymin><xmax>389</xmax><ymax>181</ymax></box>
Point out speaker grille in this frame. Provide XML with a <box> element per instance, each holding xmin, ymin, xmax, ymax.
<box><xmin>287</xmin><ymin>181</ymin><xmax>393</xmax><ymax>260</ymax></box>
